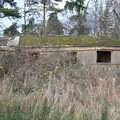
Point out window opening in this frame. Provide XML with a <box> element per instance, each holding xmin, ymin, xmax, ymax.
<box><xmin>97</xmin><ymin>51</ymin><xmax>111</xmax><ymax>63</ymax></box>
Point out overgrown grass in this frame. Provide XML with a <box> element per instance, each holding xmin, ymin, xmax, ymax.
<box><xmin>0</xmin><ymin>95</ymin><xmax>77</xmax><ymax>120</ymax></box>
<box><xmin>20</xmin><ymin>34</ymin><xmax>120</xmax><ymax>47</ymax></box>
<box><xmin>0</xmin><ymin>77</ymin><xmax>120</xmax><ymax>120</ymax></box>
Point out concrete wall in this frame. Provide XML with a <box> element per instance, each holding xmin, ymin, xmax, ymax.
<box><xmin>111</xmin><ymin>51</ymin><xmax>120</xmax><ymax>64</ymax></box>
<box><xmin>77</xmin><ymin>51</ymin><xmax>120</xmax><ymax>65</ymax></box>
<box><xmin>77</xmin><ymin>51</ymin><xmax>96</xmax><ymax>65</ymax></box>
<box><xmin>22</xmin><ymin>47</ymin><xmax>120</xmax><ymax>65</ymax></box>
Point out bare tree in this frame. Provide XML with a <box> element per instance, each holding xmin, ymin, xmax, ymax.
<box><xmin>113</xmin><ymin>0</ymin><xmax>120</xmax><ymax>37</ymax></box>
<box><xmin>99</xmin><ymin>0</ymin><xmax>120</xmax><ymax>37</ymax></box>
<box><xmin>24</xmin><ymin>0</ymin><xmax>27</xmax><ymax>33</ymax></box>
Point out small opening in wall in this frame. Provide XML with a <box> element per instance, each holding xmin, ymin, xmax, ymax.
<box><xmin>31</xmin><ymin>52</ymin><xmax>39</xmax><ymax>59</ymax></box>
<box><xmin>97</xmin><ymin>51</ymin><xmax>111</xmax><ymax>63</ymax></box>
<box><xmin>71</xmin><ymin>52</ymin><xmax>77</xmax><ymax>64</ymax></box>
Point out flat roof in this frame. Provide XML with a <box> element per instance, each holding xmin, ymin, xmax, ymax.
<box><xmin>22</xmin><ymin>46</ymin><xmax>120</xmax><ymax>52</ymax></box>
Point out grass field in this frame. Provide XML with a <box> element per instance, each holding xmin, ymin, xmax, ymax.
<box><xmin>20</xmin><ymin>34</ymin><xmax>120</xmax><ymax>47</ymax></box>
<box><xmin>0</xmin><ymin>94</ymin><xmax>76</xmax><ymax>120</ymax></box>
<box><xmin>0</xmin><ymin>78</ymin><xmax>120</xmax><ymax>120</ymax></box>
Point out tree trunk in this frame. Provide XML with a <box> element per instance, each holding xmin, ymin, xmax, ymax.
<box><xmin>43</xmin><ymin>2</ymin><xmax>46</xmax><ymax>39</ymax></box>
<box><xmin>24</xmin><ymin>0</ymin><xmax>27</xmax><ymax>33</ymax></box>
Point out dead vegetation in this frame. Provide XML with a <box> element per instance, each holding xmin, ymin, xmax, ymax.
<box><xmin>0</xmin><ymin>51</ymin><xmax>120</xmax><ymax>119</ymax></box>
<box><xmin>0</xmin><ymin>74</ymin><xmax>120</xmax><ymax>120</ymax></box>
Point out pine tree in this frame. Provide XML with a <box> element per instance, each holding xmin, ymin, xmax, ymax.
<box><xmin>0</xmin><ymin>0</ymin><xmax>20</xmax><ymax>18</ymax></box>
<box><xmin>64</xmin><ymin>0</ymin><xmax>85</xmax><ymax>35</ymax></box>
<box><xmin>25</xmin><ymin>0</ymin><xmax>62</xmax><ymax>36</ymax></box>
<box><xmin>47</xmin><ymin>9</ymin><xmax>63</xmax><ymax>35</ymax></box>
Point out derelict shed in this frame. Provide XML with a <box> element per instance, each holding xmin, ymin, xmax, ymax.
<box><xmin>21</xmin><ymin>46</ymin><xmax>120</xmax><ymax>65</ymax></box>
<box><xmin>4</xmin><ymin>35</ymin><xmax>120</xmax><ymax>65</ymax></box>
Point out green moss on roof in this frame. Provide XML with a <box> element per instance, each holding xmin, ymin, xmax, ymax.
<box><xmin>20</xmin><ymin>34</ymin><xmax>120</xmax><ymax>47</ymax></box>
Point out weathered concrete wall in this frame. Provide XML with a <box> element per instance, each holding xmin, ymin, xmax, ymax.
<box><xmin>22</xmin><ymin>47</ymin><xmax>120</xmax><ymax>65</ymax></box>
<box><xmin>76</xmin><ymin>50</ymin><xmax>120</xmax><ymax>65</ymax></box>
<box><xmin>77</xmin><ymin>51</ymin><xmax>96</xmax><ymax>65</ymax></box>
<box><xmin>21</xmin><ymin>46</ymin><xmax>120</xmax><ymax>65</ymax></box>
<box><xmin>111</xmin><ymin>51</ymin><xmax>120</xmax><ymax>64</ymax></box>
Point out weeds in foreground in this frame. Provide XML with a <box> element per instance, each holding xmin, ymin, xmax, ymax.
<box><xmin>0</xmin><ymin>78</ymin><xmax>120</xmax><ymax>120</ymax></box>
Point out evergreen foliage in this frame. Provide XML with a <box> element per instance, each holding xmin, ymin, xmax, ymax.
<box><xmin>4</xmin><ymin>23</ymin><xmax>19</xmax><ymax>36</ymax></box>
<box><xmin>0</xmin><ymin>0</ymin><xmax>20</xmax><ymax>18</ymax></box>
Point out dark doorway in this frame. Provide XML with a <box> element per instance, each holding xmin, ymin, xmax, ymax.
<box><xmin>97</xmin><ymin>51</ymin><xmax>111</xmax><ymax>63</ymax></box>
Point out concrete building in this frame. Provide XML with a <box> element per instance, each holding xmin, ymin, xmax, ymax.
<box><xmin>22</xmin><ymin>46</ymin><xmax>120</xmax><ymax>65</ymax></box>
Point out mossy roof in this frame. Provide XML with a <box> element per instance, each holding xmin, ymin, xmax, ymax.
<box><xmin>20</xmin><ymin>35</ymin><xmax>120</xmax><ymax>47</ymax></box>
